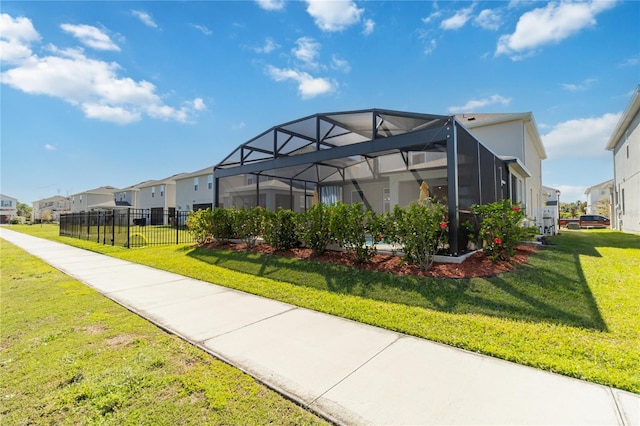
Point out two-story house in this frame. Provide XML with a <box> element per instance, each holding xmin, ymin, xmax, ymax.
<box><xmin>137</xmin><ymin>173</ymin><xmax>189</xmax><ymax>225</ymax></box>
<box><xmin>606</xmin><ymin>86</ymin><xmax>639</xmax><ymax>234</ymax></box>
<box><xmin>0</xmin><ymin>194</ymin><xmax>19</xmax><ymax>224</ymax></box>
<box><xmin>456</xmin><ymin>113</ymin><xmax>547</xmax><ymax>226</ymax></box>
<box><xmin>584</xmin><ymin>179</ymin><xmax>614</xmax><ymax>218</ymax></box>
<box><xmin>175</xmin><ymin>166</ymin><xmax>215</xmax><ymax>212</ymax></box>
<box><xmin>32</xmin><ymin>195</ymin><xmax>71</xmax><ymax>222</ymax></box>
<box><xmin>69</xmin><ymin>186</ymin><xmax>119</xmax><ymax>213</ymax></box>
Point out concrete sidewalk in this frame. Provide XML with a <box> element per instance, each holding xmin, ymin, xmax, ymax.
<box><xmin>1</xmin><ymin>228</ymin><xmax>638</xmax><ymax>425</ymax></box>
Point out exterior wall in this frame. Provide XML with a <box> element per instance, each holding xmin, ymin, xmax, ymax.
<box><xmin>466</xmin><ymin>118</ymin><xmax>545</xmax><ymax>224</ymax></box>
<box><xmin>584</xmin><ymin>183</ymin><xmax>613</xmax><ymax>216</ymax></box>
<box><xmin>33</xmin><ymin>196</ymin><xmax>71</xmax><ymax>221</ymax></box>
<box><xmin>138</xmin><ymin>184</ymin><xmax>175</xmax><ymax>210</ymax></box>
<box><xmin>115</xmin><ymin>190</ymin><xmax>138</xmax><ymax>208</ymax></box>
<box><xmin>0</xmin><ymin>194</ymin><xmax>18</xmax><ymax>223</ymax></box>
<box><xmin>176</xmin><ymin>172</ymin><xmax>214</xmax><ymax>211</ymax></box>
<box><xmin>70</xmin><ymin>192</ymin><xmax>114</xmax><ymax>212</ymax></box>
<box><xmin>466</xmin><ymin>121</ymin><xmax>523</xmax><ymax>159</ymax></box>
<box><xmin>613</xmin><ymin>112</ymin><xmax>640</xmax><ymax>233</ymax></box>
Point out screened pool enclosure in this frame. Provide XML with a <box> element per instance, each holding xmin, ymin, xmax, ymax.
<box><xmin>214</xmin><ymin>109</ymin><xmax>517</xmax><ymax>256</ymax></box>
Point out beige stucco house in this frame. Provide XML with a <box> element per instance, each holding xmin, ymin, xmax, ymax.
<box><xmin>0</xmin><ymin>194</ymin><xmax>19</xmax><ymax>224</ymax></box>
<box><xmin>32</xmin><ymin>195</ymin><xmax>71</xmax><ymax>222</ymax></box>
<box><xmin>69</xmin><ymin>186</ymin><xmax>119</xmax><ymax>213</ymax></box>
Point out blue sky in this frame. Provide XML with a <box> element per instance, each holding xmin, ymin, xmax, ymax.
<box><xmin>1</xmin><ymin>0</ymin><xmax>638</xmax><ymax>205</ymax></box>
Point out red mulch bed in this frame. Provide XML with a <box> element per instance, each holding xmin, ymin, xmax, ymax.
<box><xmin>201</xmin><ymin>241</ymin><xmax>538</xmax><ymax>279</ymax></box>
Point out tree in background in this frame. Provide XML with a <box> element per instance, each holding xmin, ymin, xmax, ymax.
<box><xmin>16</xmin><ymin>202</ymin><xmax>32</xmax><ymax>220</ymax></box>
<box><xmin>597</xmin><ymin>199</ymin><xmax>611</xmax><ymax>218</ymax></box>
<box><xmin>41</xmin><ymin>210</ymin><xmax>53</xmax><ymax>223</ymax></box>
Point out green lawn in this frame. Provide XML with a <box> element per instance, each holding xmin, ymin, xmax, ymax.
<box><xmin>5</xmin><ymin>225</ymin><xmax>640</xmax><ymax>394</ymax></box>
<box><xmin>0</xmin><ymin>239</ymin><xmax>328</xmax><ymax>425</ymax></box>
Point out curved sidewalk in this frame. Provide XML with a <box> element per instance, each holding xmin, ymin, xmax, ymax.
<box><xmin>1</xmin><ymin>228</ymin><xmax>638</xmax><ymax>426</ymax></box>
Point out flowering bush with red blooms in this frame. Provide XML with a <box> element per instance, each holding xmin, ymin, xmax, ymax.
<box><xmin>471</xmin><ymin>199</ymin><xmax>526</xmax><ymax>262</ymax></box>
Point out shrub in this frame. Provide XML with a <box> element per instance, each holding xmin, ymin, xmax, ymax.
<box><xmin>211</xmin><ymin>207</ymin><xmax>234</xmax><ymax>243</ymax></box>
<box><xmin>263</xmin><ymin>208</ymin><xmax>299</xmax><ymax>251</ymax></box>
<box><xmin>384</xmin><ymin>201</ymin><xmax>448</xmax><ymax>270</ymax></box>
<box><xmin>231</xmin><ymin>206</ymin><xmax>265</xmax><ymax>250</ymax></box>
<box><xmin>471</xmin><ymin>199</ymin><xmax>526</xmax><ymax>262</ymax></box>
<box><xmin>186</xmin><ymin>208</ymin><xmax>214</xmax><ymax>244</ymax></box>
<box><xmin>328</xmin><ymin>202</ymin><xmax>381</xmax><ymax>264</ymax></box>
<box><xmin>298</xmin><ymin>203</ymin><xmax>333</xmax><ymax>256</ymax></box>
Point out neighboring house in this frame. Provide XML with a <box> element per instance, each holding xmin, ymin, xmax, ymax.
<box><xmin>584</xmin><ymin>179</ymin><xmax>614</xmax><ymax>218</ymax></box>
<box><xmin>137</xmin><ymin>173</ymin><xmax>189</xmax><ymax>225</ymax></box>
<box><xmin>114</xmin><ymin>180</ymin><xmax>152</xmax><ymax>209</ymax></box>
<box><xmin>32</xmin><ymin>195</ymin><xmax>71</xmax><ymax>222</ymax></box>
<box><xmin>69</xmin><ymin>186</ymin><xmax>119</xmax><ymax>213</ymax></box>
<box><xmin>456</xmin><ymin>113</ymin><xmax>547</xmax><ymax>227</ymax></box>
<box><xmin>606</xmin><ymin>86</ymin><xmax>640</xmax><ymax>234</ymax></box>
<box><xmin>175</xmin><ymin>166</ymin><xmax>215</xmax><ymax>212</ymax></box>
<box><xmin>541</xmin><ymin>186</ymin><xmax>561</xmax><ymax>235</ymax></box>
<box><xmin>0</xmin><ymin>194</ymin><xmax>18</xmax><ymax>224</ymax></box>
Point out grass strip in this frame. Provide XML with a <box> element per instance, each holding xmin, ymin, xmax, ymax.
<box><xmin>6</xmin><ymin>225</ymin><xmax>640</xmax><ymax>393</ymax></box>
<box><xmin>0</xmin><ymin>238</ymin><xmax>328</xmax><ymax>425</ymax></box>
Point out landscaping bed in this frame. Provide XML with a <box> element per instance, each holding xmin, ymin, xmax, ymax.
<box><xmin>202</xmin><ymin>241</ymin><xmax>538</xmax><ymax>278</ymax></box>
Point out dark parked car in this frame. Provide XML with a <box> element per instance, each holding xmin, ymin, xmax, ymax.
<box><xmin>579</xmin><ymin>215</ymin><xmax>610</xmax><ymax>229</ymax></box>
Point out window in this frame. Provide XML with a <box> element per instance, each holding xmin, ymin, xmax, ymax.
<box><xmin>246</xmin><ymin>174</ymin><xmax>256</xmax><ymax>185</ymax></box>
<box><xmin>208</xmin><ymin>175</ymin><xmax>213</xmax><ymax>190</ymax></box>
<box><xmin>194</xmin><ymin>177</ymin><xmax>199</xmax><ymax>191</ymax></box>
<box><xmin>627</xmin><ymin>144</ymin><xmax>630</xmax><ymax>159</ymax></box>
<box><xmin>383</xmin><ymin>188</ymin><xmax>391</xmax><ymax>213</ymax></box>
<box><xmin>600</xmin><ymin>189</ymin><xmax>606</xmax><ymax>195</ymax></box>
<box><xmin>151</xmin><ymin>186</ymin><xmax>155</xmax><ymax>197</ymax></box>
<box><xmin>79</xmin><ymin>195</ymin><xmax>82</xmax><ymax>203</ymax></box>
<box><xmin>72</xmin><ymin>196</ymin><xmax>75</xmax><ymax>204</ymax></box>
<box><xmin>160</xmin><ymin>185</ymin><xmax>165</xmax><ymax>197</ymax></box>
<box><xmin>0</xmin><ymin>200</ymin><xmax>12</xmax><ymax>207</ymax></box>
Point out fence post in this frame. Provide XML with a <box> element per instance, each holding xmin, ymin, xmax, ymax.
<box><xmin>126</xmin><ymin>208</ymin><xmax>130</xmax><ymax>248</ymax></box>
<box><xmin>176</xmin><ymin>209</ymin><xmax>180</xmax><ymax>244</ymax></box>
<box><xmin>86</xmin><ymin>211</ymin><xmax>90</xmax><ymax>241</ymax></box>
<box><xmin>111</xmin><ymin>210</ymin><xmax>115</xmax><ymax>246</ymax></box>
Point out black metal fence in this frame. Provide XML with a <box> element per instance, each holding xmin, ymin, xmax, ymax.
<box><xmin>59</xmin><ymin>209</ymin><xmax>194</xmax><ymax>248</ymax></box>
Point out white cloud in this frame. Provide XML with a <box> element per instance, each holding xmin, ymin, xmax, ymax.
<box><xmin>1</xmin><ymin>14</ymin><xmax>203</xmax><ymax>125</ymax></box>
<box><xmin>362</xmin><ymin>19</ymin><xmax>375</xmax><ymax>35</ymax></box>
<box><xmin>0</xmin><ymin>13</ymin><xmax>40</xmax><ymax>64</ymax></box>
<box><xmin>447</xmin><ymin>94</ymin><xmax>511</xmax><ymax>113</ymax></box>
<box><xmin>44</xmin><ymin>144</ymin><xmax>56</xmax><ymax>151</ymax></box>
<box><xmin>331</xmin><ymin>55</ymin><xmax>351</xmax><ymax>73</ymax></box>
<box><xmin>496</xmin><ymin>1</ymin><xmax>617</xmax><ymax>59</ymax></box>
<box><xmin>254</xmin><ymin>37</ymin><xmax>279</xmax><ymax>54</ymax></box>
<box><xmin>422</xmin><ymin>11</ymin><xmax>442</xmax><ymax>25</ymax></box>
<box><xmin>192</xmin><ymin>98</ymin><xmax>206</xmax><ymax>111</ymax></box>
<box><xmin>561</xmin><ymin>78</ymin><xmax>596</xmax><ymax>92</ymax></box>
<box><xmin>475</xmin><ymin>9</ymin><xmax>501</xmax><ymax>30</ymax></box>
<box><xmin>618</xmin><ymin>57</ymin><xmax>639</xmax><ymax>68</ymax></box>
<box><xmin>424</xmin><ymin>39</ymin><xmax>437</xmax><ymax>55</ymax></box>
<box><xmin>542</xmin><ymin>113</ymin><xmax>621</xmax><ymax>159</ymax></box>
<box><xmin>305</xmin><ymin>0</ymin><xmax>363</xmax><ymax>32</ymax></box>
<box><xmin>191</xmin><ymin>24</ymin><xmax>212</xmax><ymax>35</ymax></box>
<box><xmin>266</xmin><ymin>65</ymin><xmax>335</xmax><ymax>99</ymax></box>
<box><xmin>256</xmin><ymin>0</ymin><xmax>285</xmax><ymax>11</ymax></box>
<box><xmin>440</xmin><ymin>5</ymin><xmax>475</xmax><ymax>30</ymax></box>
<box><xmin>292</xmin><ymin>37</ymin><xmax>321</xmax><ymax>68</ymax></box>
<box><xmin>131</xmin><ymin>10</ymin><xmax>158</xmax><ymax>28</ymax></box>
<box><xmin>60</xmin><ymin>24</ymin><xmax>120</xmax><ymax>51</ymax></box>
<box><xmin>232</xmin><ymin>121</ymin><xmax>246</xmax><ymax>130</ymax></box>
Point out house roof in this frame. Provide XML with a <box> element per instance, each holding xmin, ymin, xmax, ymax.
<box><xmin>175</xmin><ymin>166</ymin><xmax>215</xmax><ymax>180</ymax></box>
<box><xmin>606</xmin><ymin>85</ymin><xmax>640</xmax><ymax>151</ymax></box>
<box><xmin>227</xmin><ymin>179</ymin><xmax>309</xmax><ymax>193</ymax></box>
<box><xmin>137</xmin><ymin>173</ymin><xmax>190</xmax><ymax>188</ymax></box>
<box><xmin>34</xmin><ymin>195</ymin><xmax>69</xmax><ymax>203</ymax></box>
<box><xmin>584</xmin><ymin>179</ymin><xmax>614</xmax><ymax>194</ymax></box>
<box><xmin>0</xmin><ymin>194</ymin><xmax>18</xmax><ymax>201</ymax></box>
<box><xmin>70</xmin><ymin>186</ymin><xmax>119</xmax><ymax>197</ymax></box>
<box><xmin>455</xmin><ymin>112</ymin><xmax>547</xmax><ymax>160</ymax></box>
<box><xmin>118</xmin><ymin>180</ymin><xmax>153</xmax><ymax>192</ymax></box>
